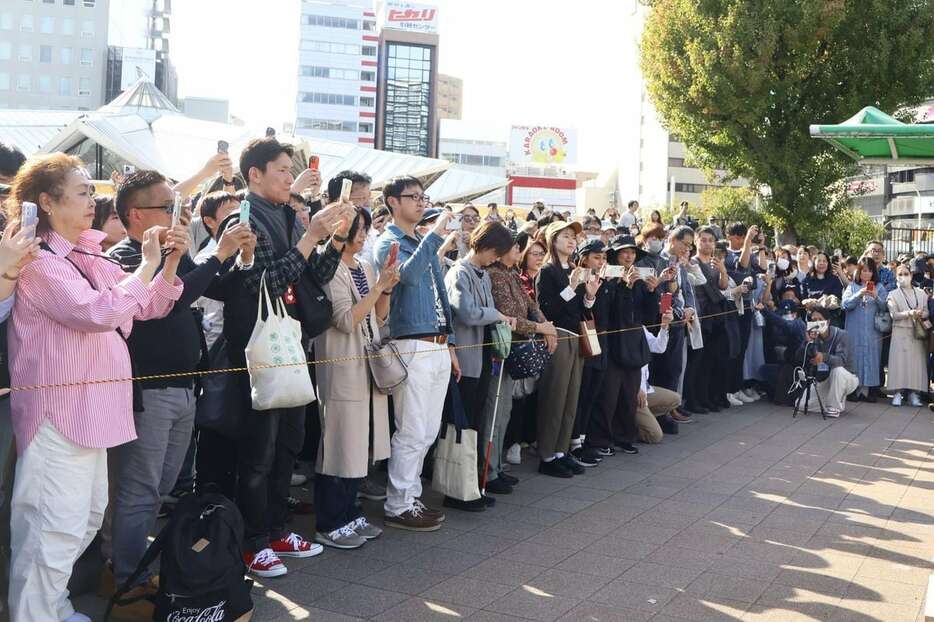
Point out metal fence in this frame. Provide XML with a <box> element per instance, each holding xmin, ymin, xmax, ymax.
<box><xmin>883</xmin><ymin>227</ymin><xmax>934</xmax><ymax>260</ymax></box>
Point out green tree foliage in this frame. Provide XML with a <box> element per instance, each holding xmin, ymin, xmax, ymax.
<box><xmin>641</xmin><ymin>0</ymin><xmax>934</xmax><ymax>240</ymax></box>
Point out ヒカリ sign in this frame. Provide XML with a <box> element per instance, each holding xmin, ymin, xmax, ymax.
<box><xmin>383</xmin><ymin>1</ymin><xmax>439</xmax><ymax>34</ymax></box>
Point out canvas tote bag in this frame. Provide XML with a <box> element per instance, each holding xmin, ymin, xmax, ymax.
<box><xmin>245</xmin><ymin>272</ymin><xmax>317</xmax><ymax>410</ymax></box>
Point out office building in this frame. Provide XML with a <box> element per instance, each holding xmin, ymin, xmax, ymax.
<box><xmin>436</xmin><ymin>73</ymin><xmax>462</xmax><ymax>121</ymax></box>
<box><xmin>0</xmin><ymin>0</ymin><xmax>111</xmax><ymax>110</ymax></box>
<box><xmin>105</xmin><ymin>0</ymin><xmax>176</xmax><ymax>104</ymax></box>
<box><xmin>438</xmin><ymin>119</ymin><xmax>506</xmax><ymax>176</ymax></box>
<box><xmin>294</xmin><ymin>0</ymin><xmax>378</xmax><ymax>147</ymax></box>
<box><xmin>375</xmin><ymin>2</ymin><xmax>440</xmax><ymax>156</ymax></box>
<box><xmin>180</xmin><ymin>96</ymin><xmax>229</xmax><ymax>124</ymax></box>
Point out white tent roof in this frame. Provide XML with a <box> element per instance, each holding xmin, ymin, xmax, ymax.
<box><xmin>426</xmin><ymin>166</ymin><xmax>509</xmax><ymax>204</ymax></box>
<box><xmin>0</xmin><ymin>110</ymin><xmax>85</xmax><ymax>156</ymax></box>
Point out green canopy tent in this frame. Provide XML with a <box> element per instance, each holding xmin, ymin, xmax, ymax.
<box><xmin>809</xmin><ymin>106</ymin><xmax>934</xmax><ymax>165</ymax></box>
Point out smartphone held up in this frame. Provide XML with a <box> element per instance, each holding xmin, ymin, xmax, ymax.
<box><xmin>20</xmin><ymin>201</ymin><xmax>38</xmax><ymax>230</ymax></box>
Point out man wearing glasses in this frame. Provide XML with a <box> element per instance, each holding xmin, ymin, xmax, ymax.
<box><xmin>375</xmin><ymin>176</ymin><xmax>461</xmax><ymax>533</ymax></box>
<box><xmin>106</xmin><ymin>169</ymin><xmax>255</xmax><ymax>615</ymax></box>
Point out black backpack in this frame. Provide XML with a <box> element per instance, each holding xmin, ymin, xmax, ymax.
<box><xmin>106</xmin><ymin>493</ymin><xmax>253</xmax><ymax>622</ymax></box>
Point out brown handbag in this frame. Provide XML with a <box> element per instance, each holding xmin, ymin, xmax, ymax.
<box><xmin>578</xmin><ymin>313</ymin><xmax>601</xmax><ymax>358</ymax></box>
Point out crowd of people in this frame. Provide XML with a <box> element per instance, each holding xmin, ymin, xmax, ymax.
<box><xmin>0</xmin><ymin>138</ymin><xmax>931</xmax><ymax>622</ymax></box>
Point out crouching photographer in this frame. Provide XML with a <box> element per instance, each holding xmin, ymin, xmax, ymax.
<box><xmin>792</xmin><ymin>307</ymin><xmax>859</xmax><ymax>418</ymax></box>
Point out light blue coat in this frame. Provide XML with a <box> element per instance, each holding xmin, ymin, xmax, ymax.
<box><xmin>842</xmin><ymin>282</ymin><xmax>888</xmax><ymax>387</ymax></box>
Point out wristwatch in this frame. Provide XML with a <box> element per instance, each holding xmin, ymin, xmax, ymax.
<box><xmin>332</xmin><ymin>233</ymin><xmax>348</xmax><ymax>243</ymax></box>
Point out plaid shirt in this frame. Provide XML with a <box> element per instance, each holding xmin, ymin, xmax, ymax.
<box><xmin>240</xmin><ymin>196</ymin><xmax>341</xmax><ymax>299</ymax></box>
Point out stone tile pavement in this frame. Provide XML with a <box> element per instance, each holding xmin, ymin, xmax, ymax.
<box><xmin>77</xmin><ymin>398</ymin><xmax>934</xmax><ymax>621</ymax></box>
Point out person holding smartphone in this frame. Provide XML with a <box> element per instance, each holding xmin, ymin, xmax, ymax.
<box><xmin>5</xmin><ymin>154</ymin><xmax>185</xmax><ymax>621</ymax></box>
<box><xmin>841</xmin><ymin>257</ymin><xmax>888</xmax><ymax>402</ymax></box>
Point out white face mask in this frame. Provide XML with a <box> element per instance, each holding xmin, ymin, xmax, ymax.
<box><xmin>898</xmin><ymin>275</ymin><xmax>912</xmax><ymax>288</ymax></box>
<box><xmin>648</xmin><ymin>239</ymin><xmax>664</xmax><ymax>254</ymax></box>
<box><xmin>777</xmin><ymin>257</ymin><xmax>790</xmax><ymax>271</ymax></box>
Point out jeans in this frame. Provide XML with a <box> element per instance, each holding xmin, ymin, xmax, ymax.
<box><xmin>385</xmin><ymin>340</ymin><xmax>451</xmax><ymax>517</ymax></box>
<box><xmin>237</xmin><ymin>406</ymin><xmax>305</xmax><ymax>553</ymax></box>
<box><xmin>10</xmin><ymin>423</ymin><xmax>107</xmax><ymax>622</ymax></box>
<box><xmin>112</xmin><ymin>387</ymin><xmax>196</xmax><ymax>585</ymax></box>
<box><xmin>314</xmin><ymin>475</ymin><xmax>362</xmax><ymax>533</ymax></box>
<box><xmin>730</xmin><ymin>311</ymin><xmax>753</xmax><ymax>392</ymax></box>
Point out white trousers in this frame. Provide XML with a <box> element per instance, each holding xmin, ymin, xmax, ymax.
<box><xmin>9</xmin><ymin>422</ymin><xmax>108</xmax><ymax>622</ymax></box>
<box><xmin>385</xmin><ymin>340</ymin><xmax>451</xmax><ymax>517</ymax></box>
<box><xmin>797</xmin><ymin>367</ymin><xmax>859</xmax><ymax>413</ymax></box>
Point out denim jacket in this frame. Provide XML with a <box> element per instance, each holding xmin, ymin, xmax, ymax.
<box><xmin>375</xmin><ymin>224</ymin><xmax>456</xmax><ymax>344</ymax></box>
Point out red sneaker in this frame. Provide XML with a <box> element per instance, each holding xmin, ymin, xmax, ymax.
<box><xmin>244</xmin><ymin>548</ymin><xmax>287</xmax><ymax>578</ymax></box>
<box><xmin>270</xmin><ymin>532</ymin><xmax>324</xmax><ymax>558</ymax></box>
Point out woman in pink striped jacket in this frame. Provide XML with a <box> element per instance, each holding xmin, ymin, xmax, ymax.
<box><xmin>3</xmin><ymin>153</ymin><xmax>188</xmax><ymax>622</ymax></box>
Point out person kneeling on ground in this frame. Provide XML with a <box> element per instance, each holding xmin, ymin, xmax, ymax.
<box><xmin>792</xmin><ymin>307</ymin><xmax>858</xmax><ymax>418</ymax></box>
<box><xmin>637</xmin><ymin>309</ymin><xmax>683</xmax><ymax>443</ymax></box>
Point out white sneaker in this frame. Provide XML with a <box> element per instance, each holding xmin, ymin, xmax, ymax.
<box><xmin>727</xmin><ymin>393</ymin><xmax>744</xmax><ymax>406</ymax></box>
<box><xmin>741</xmin><ymin>388</ymin><xmax>760</xmax><ymax>402</ymax></box>
<box><xmin>351</xmin><ymin>516</ymin><xmax>383</xmax><ymax>540</ymax></box>
<box><xmin>825</xmin><ymin>408</ymin><xmax>841</xmax><ymax>418</ymax></box>
<box><xmin>291</xmin><ymin>472</ymin><xmax>308</xmax><ymax>487</ymax></box>
<box><xmin>506</xmin><ymin>443</ymin><xmax>522</xmax><ymax>465</ymax></box>
<box><xmin>891</xmin><ymin>393</ymin><xmax>903</xmax><ymax>407</ymax></box>
<box><xmin>315</xmin><ymin>524</ymin><xmax>366</xmax><ymax>550</ymax></box>
<box><xmin>909</xmin><ymin>392</ymin><xmax>923</xmax><ymax>407</ymax></box>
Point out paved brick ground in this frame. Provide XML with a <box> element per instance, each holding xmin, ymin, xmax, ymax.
<box><xmin>78</xmin><ymin>398</ymin><xmax>934</xmax><ymax>621</ymax></box>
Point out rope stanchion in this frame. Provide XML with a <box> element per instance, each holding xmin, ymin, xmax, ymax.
<box><xmin>1</xmin><ymin>302</ymin><xmax>872</xmax><ymax>395</ymax></box>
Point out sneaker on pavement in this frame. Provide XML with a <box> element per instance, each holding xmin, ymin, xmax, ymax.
<box><xmin>245</xmin><ymin>548</ymin><xmax>287</xmax><ymax>578</ymax></box>
<box><xmin>413</xmin><ymin>499</ymin><xmax>446</xmax><ymax>523</ymax></box>
<box><xmin>570</xmin><ymin>447</ymin><xmax>600</xmax><ymax>467</ymax></box>
<box><xmin>485</xmin><ymin>478</ymin><xmax>513</xmax><ymax>495</ymax></box>
<box><xmin>539</xmin><ymin>458</ymin><xmax>573</xmax><ymax>478</ymax></box>
<box><xmin>351</xmin><ymin>516</ymin><xmax>383</xmax><ymax>540</ymax></box>
<box><xmin>315</xmin><ymin>524</ymin><xmax>366</xmax><ymax>550</ymax></box>
<box><xmin>595</xmin><ymin>446</ymin><xmax>616</xmax><ymax>457</ymax></box>
<box><xmin>736</xmin><ymin>390</ymin><xmax>756</xmax><ymax>403</ymax></box>
<box><xmin>825</xmin><ymin>408</ymin><xmax>842</xmax><ymax>418</ymax></box>
<box><xmin>384</xmin><ymin>506</ymin><xmax>442</xmax><ymax>531</ymax></box>
<box><xmin>443</xmin><ymin>495</ymin><xmax>486</xmax><ymax>512</ymax></box>
<box><xmin>498</xmin><ymin>471</ymin><xmax>519</xmax><ymax>485</ymax></box>
<box><xmin>909</xmin><ymin>392</ymin><xmax>923</xmax><ymax>407</ymax></box>
<box><xmin>560</xmin><ymin>454</ymin><xmax>586</xmax><ymax>474</ymax></box>
<box><xmin>290</xmin><ymin>472</ymin><xmax>308</xmax><ymax>487</ymax></box>
<box><xmin>357</xmin><ymin>478</ymin><xmax>388</xmax><ymax>501</ymax></box>
<box><xmin>727</xmin><ymin>393</ymin><xmax>745</xmax><ymax>406</ymax></box>
<box><xmin>505</xmin><ymin>443</ymin><xmax>522</xmax><ymax>465</ymax></box>
<box><xmin>270</xmin><ymin>532</ymin><xmax>323</xmax><ymax>558</ymax></box>
<box><xmin>617</xmin><ymin>443</ymin><xmax>639</xmax><ymax>455</ymax></box>
<box><xmin>892</xmin><ymin>393</ymin><xmax>903</xmax><ymax>407</ymax></box>
<box><xmin>742</xmin><ymin>388</ymin><xmax>761</xmax><ymax>401</ymax></box>
<box><xmin>670</xmin><ymin>410</ymin><xmax>693</xmax><ymax>423</ymax></box>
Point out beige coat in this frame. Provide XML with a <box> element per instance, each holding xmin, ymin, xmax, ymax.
<box><xmin>886</xmin><ymin>286</ymin><xmax>929</xmax><ymax>393</ymax></box>
<box><xmin>315</xmin><ymin>260</ymin><xmax>390</xmax><ymax>478</ymax></box>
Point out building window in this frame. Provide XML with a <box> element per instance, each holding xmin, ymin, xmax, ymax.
<box><xmin>64</xmin><ymin>0</ymin><xmax>75</xmax><ymax>4</ymax></box>
<box><xmin>78</xmin><ymin>77</ymin><xmax>90</xmax><ymax>95</ymax></box>
<box><xmin>359</xmin><ymin>96</ymin><xmax>374</xmax><ymax>107</ymax></box>
<box><xmin>890</xmin><ymin>169</ymin><xmax>915</xmax><ymax>183</ymax></box>
<box><xmin>38</xmin><ymin>74</ymin><xmax>51</xmax><ymax>92</ymax></box>
<box><xmin>60</xmin><ymin>46</ymin><xmax>71</xmax><ymax>64</ymax></box>
<box><xmin>16</xmin><ymin>75</ymin><xmax>31</xmax><ymax>92</ymax></box>
<box><xmin>362</xmin><ymin>20</ymin><xmax>375</xmax><ymax>31</ymax></box>
<box><xmin>18</xmin><ymin>44</ymin><xmax>32</xmax><ymax>62</ymax></box>
<box><xmin>40</xmin><ymin>45</ymin><xmax>52</xmax><ymax>63</ymax></box>
<box><xmin>0</xmin><ymin>13</ymin><xmax>12</xmax><ymax>30</ymax></box>
<box><xmin>667</xmin><ymin>157</ymin><xmax>686</xmax><ymax>168</ymax></box>
<box><xmin>299</xmin><ymin>40</ymin><xmax>362</xmax><ymax>55</ymax></box>
<box><xmin>674</xmin><ymin>182</ymin><xmax>716</xmax><ymax>194</ymax></box>
<box><xmin>43</xmin><ymin>0</ymin><xmax>55</xmax><ymax>3</ymax></box>
<box><xmin>299</xmin><ymin>92</ymin><xmax>356</xmax><ymax>106</ymax></box>
<box><xmin>80</xmin><ymin>19</ymin><xmax>93</xmax><ymax>36</ymax></box>
<box><xmin>382</xmin><ymin>43</ymin><xmax>434</xmax><ymax>155</ymax></box>
<box><xmin>0</xmin><ymin>42</ymin><xmax>10</xmax><ymax>61</ymax></box>
<box><xmin>83</xmin><ymin>0</ymin><xmax>95</xmax><ymax>6</ymax></box>
<box><xmin>359</xmin><ymin>122</ymin><xmax>373</xmax><ymax>133</ymax></box>
<box><xmin>62</xmin><ymin>17</ymin><xmax>73</xmax><ymax>34</ymax></box>
<box><xmin>441</xmin><ymin>153</ymin><xmax>504</xmax><ymax>168</ymax></box>
<box><xmin>0</xmin><ymin>73</ymin><xmax>9</xmax><ymax>91</ymax></box>
<box><xmin>302</xmin><ymin>14</ymin><xmax>358</xmax><ymax>29</ymax></box>
<box><xmin>362</xmin><ymin>45</ymin><xmax>376</xmax><ymax>56</ymax></box>
<box><xmin>360</xmin><ymin>70</ymin><xmax>375</xmax><ymax>82</ymax></box>
<box><xmin>40</xmin><ymin>15</ymin><xmax>53</xmax><ymax>33</ymax></box>
<box><xmin>296</xmin><ymin>118</ymin><xmax>357</xmax><ymax>132</ymax></box>
<box><xmin>20</xmin><ymin>14</ymin><xmax>34</xmax><ymax>32</ymax></box>
<box><xmin>59</xmin><ymin>76</ymin><xmax>71</xmax><ymax>95</ymax></box>
<box><xmin>80</xmin><ymin>47</ymin><xmax>93</xmax><ymax>65</ymax></box>
<box><xmin>299</xmin><ymin>66</ymin><xmax>360</xmax><ymax>80</ymax></box>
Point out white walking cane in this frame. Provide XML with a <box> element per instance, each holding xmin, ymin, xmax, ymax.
<box><xmin>480</xmin><ymin>357</ymin><xmax>506</xmax><ymax>496</ymax></box>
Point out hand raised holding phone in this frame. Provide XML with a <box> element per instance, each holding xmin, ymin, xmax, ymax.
<box><xmin>0</xmin><ymin>220</ymin><xmax>41</xmax><ymax>278</ymax></box>
<box><xmin>430</xmin><ymin>210</ymin><xmax>453</xmax><ymax>237</ymax></box>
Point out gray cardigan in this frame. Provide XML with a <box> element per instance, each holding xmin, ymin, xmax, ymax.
<box><xmin>444</xmin><ymin>258</ymin><xmax>500</xmax><ymax>378</ymax></box>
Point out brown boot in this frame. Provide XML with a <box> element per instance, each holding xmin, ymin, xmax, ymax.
<box><xmin>384</xmin><ymin>507</ymin><xmax>442</xmax><ymax>532</ymax></box>
<box><xmin>109</xmin><ymin>576</ymin><xmax>159</xmax><ymax>622</ymax></box>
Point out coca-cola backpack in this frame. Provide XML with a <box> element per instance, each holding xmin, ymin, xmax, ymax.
<box><xmin>105</xmin><ymin>492</ymin><xmax>254</xmax><ymax>622</ymax></box>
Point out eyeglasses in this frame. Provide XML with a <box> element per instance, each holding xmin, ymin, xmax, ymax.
<box><xmin>461</xmin><ymin>215</ymin><xmax>480</xmax><ymax>222</ymax></box>
<box><xmin>399</xmin><ymin>193</ymin><xmax>426</xmax><ymax>203</ymax></box>
<box><xmin>528</xmin><ymin>250</ymin><xmax>546</xmax><ymax>258</ymax></box>
<box><xmin>134</xmin><ymin>203</ymin><xmax>174</xmax><ymax>214</ymax></box>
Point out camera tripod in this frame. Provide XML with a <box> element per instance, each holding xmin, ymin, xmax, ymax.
<box><xmin>791</xmin><ymin>369</ymin><xmax>827</xmax><ymax>420</ymax></box>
